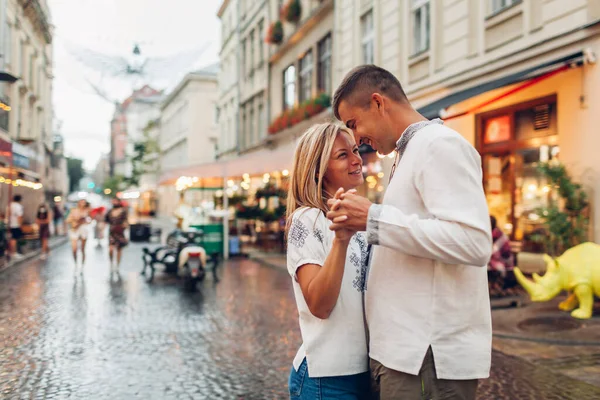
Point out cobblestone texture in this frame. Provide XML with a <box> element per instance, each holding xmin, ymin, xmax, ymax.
<box><xmin>1</xmin><ymin>242</ymin><xmax>600</xmax><ymax>399</ymax></box>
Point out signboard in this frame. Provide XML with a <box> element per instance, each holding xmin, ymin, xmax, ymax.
<box><xmin>484</xmin><ymin>115</ymin><xmax>511</xmax><ymax>144</ymax></box>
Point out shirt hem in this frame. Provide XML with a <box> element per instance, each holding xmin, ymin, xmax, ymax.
<box><xmin>369</xmin><ymin>353</ymin><xmax>490</xmax><ymax>381</ymax></box>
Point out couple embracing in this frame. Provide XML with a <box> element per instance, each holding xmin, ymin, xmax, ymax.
<box><xmin>285</xmin><ymin>66</ymin><xmax>493</xmax><ymax>400</ymax></box>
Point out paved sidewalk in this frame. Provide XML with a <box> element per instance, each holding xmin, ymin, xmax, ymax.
<box><xmin>0</xmin><ymin>235</ymin><xmax>68</xmax><ymax>273</ymax></box>
<box><xmin>249</xmin><ymin>251</ymin><xmax>600</xmax><ymax>391</ymax></box>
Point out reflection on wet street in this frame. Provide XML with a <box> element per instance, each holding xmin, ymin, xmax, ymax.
<box><xmin>2</xmin><ymin>242</ymin><xmax>600</xmax><ymax>399</ymax></box>
<box><xmin>0</xmin><ymin>242</ymin><xmax>299</xmax><ymax>399</ymax></box>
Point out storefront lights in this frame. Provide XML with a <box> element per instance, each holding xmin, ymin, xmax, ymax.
<box><xmin>0</xmin><ymin>176</ymin><xmax>42</xmax><ymax>189</ymax></box>
<box><xmin>243</xmin><ymin>173</ymin><xmax>250</xmax><ymax>181</ymax></box>
<box><xmin>282</xmin><ymin>169</ymin><xmax>289</xmax><ymax>177</ymax></box>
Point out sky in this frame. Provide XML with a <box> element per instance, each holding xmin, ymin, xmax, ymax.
<box><xmin>48</xmin><ymin>0</ymin><xmax>222</xmax><ymax>171</ymax></box>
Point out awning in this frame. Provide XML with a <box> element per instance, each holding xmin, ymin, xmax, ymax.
<box><xmin>159</xmin><ymin>138</ymin><xmax>299</xmax><ymax>185</ymax></box>
<box><xmin>417</xmin><ymin>51</ymin><xmax>585</xmax><ymax>119</ymax></box>
<box><xmin>222</xmin><ymin>139</ymin><xmax>297</xmax><ymax>177</ymax></box>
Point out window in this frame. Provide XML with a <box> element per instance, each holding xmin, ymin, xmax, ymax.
<box><xmin>411</xmin><ymin>0</ymin><xmax>430</xmax><ymax>55</ymax></box>
<box><xmin>214</xmin><ymin>105</ymin><xmax>220</xmax><ymax>126</ymax></box>
<box><xmin>283</xmin><ymin>64</ymin><xmax>296</xmax><ymax>110</ymax></box>
<box><xmin>249</xmin><ymin>29</ymin><xmax>255</xmax><ymax>76</ymax></box>
<box><xmin>3</xmin><ymin>21</ymin><xmax>11</xmax><ymax>67</ymax></box>
<box><xmin>361</xmin><ymin>11</ymin><xmax>374</xmax><ymax>64</ymax></box>
<box><xmin>258</xmin><ymin>20</ymin><xmax>264</xmax><ymax>65</ymax></box>
<box><xmin>318</xmin><ymin>34</ymin><xmax>332</xmax><ymax>95</ymax></box>
<box><xmin>241</xmin><ymin>39</ymin><xmax>246</xmax><ymax>77</ymax></box>
<box><xmin>249</xmin><ymin>103</ymin><xmax>254</xmax><ymax>145</ymax></box>
<box><xmin>491</xmin><ymin>0</ymin><xmax>519</xmax><ymax>14</ymax></box>
<box><xmin>29</xmin><ymin>54</ymin><xmax>35</xmax><ymax>86</ymax></box>
<box><xmin>241</xmin><ymin>108</ymin><xmax>247</xmax><ymax>149</ymax></box>
<box><xmin>0</xmin><ymin>96</ymin><xmax>9</xmax><ymax>132</ymax></box>
<box><xmin>299</xmin><ymin>50</ymin><xmax>313</xmax><ymax>103</ymax></box>
<box><xmin>258</xmin><ymin>101</ymin><xmax>265</xmax><ymax>139</ymax></box>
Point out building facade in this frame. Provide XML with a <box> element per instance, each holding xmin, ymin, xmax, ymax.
<box><xmin>110</xmin><ymin>85</ymin><xmax>163</xmax><ymax>180</ymax></box>
<box><xmin>334</xmin><ymin>0</ymin><xmax>600</xmax><ymax>251</ymax></box>
<box><xmin>158</xmin><ymin>65</ymin><xmax>219</xmax><ymax>217</ymax></box>
<box><xmin>217</xmin><ymin>0</ymin><xmax>240</xmax><ymax>161</ymax></box>
<box><xmin>0</xmin><ymin>0</ymin><xmax>56</xmax><ymax>221</ymax></box>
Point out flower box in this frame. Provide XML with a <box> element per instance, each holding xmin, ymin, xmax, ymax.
<box><xmin>268</xmin><ymin>93</ymin><xmax>331</xmax><ymax>135</ymax></box>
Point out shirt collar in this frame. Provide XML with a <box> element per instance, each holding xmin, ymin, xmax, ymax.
<box><xmin>395</xmin><ymin>118</ymin><xmax>444</xmax><ymax>153</ymax></box>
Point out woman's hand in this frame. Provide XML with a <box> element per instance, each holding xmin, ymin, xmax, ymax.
<box><xmin>330</xmin><ymin>188</ymin><xmax>355</xmax><ymax>242</ymax></box>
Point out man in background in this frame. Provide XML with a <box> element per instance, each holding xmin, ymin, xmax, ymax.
<box><xmin>9</xmin><ymin>195</ymin><xmax>25</xmax><ymax>260</ymax></box>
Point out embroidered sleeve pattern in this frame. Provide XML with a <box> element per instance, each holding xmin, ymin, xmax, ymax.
<box><xmin>352</xmin><ymin>234</ymin><xmax>369</xmax><ymax>292</ymax></box>
<box><xmin>367</xmin><ymin>204</ymin><xmax>383</xmax><ymax>245</ymax></box>
<box><xmin>288</xmin><ymin>219</ymin><xmax>310</xmax><ymax>249</ymax></box>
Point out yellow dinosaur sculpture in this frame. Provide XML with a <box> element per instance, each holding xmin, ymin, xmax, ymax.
<box><xmin>514</xmin><ymin>242</ymin><xmax>600</xmax><ymax>319</ymax></box>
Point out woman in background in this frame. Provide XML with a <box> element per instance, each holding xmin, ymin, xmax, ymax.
<box><xmin>106</xmin><ymin>198</ymin><xmax>129</xmax><ymax>270</ymax></box>
<box><xmin>36</xmin><ymin>203</ymin><xmax>51</xmax><ymax>260</ymax></box>
<box><xmin>66</xmin><ymin>199</ymin><xmax>90</xmax><ymax>271</ymax></box>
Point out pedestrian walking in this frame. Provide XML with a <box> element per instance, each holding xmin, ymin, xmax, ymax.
<box><xmin>285</xmin><ymin>123</ymin><xmax>370</xmax><ymax>399</ymax></box>
<box><xmin>7</xmin><ymin>195</ymin><xmax>24</xmax><ymax>260</ymax></box>
<box><xmin>66</xmin><ymin>199</ymin><xmax>91</xmax><ymax>271</ymax></box>
<box><xmin>52</xmin><ymin>202</ymin><xmax>64</xmax><ymax>236</ymax></box>
<box><xmin>326</xmin><ymin>65</ymin><xmax>493</xmax><ymax>400</ymax></box>
<box><xmin>36</xmin><ymin>203</ymin><xmax>51</xmax><ymax>260</ymax></box>
<box><xmin>106</xmin><ymin>198</ymin><xmax>128</xmax><ymax>271</ymax></box>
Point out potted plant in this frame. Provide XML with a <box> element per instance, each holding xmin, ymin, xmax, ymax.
<box><xmin>281</xmin><ymin>0</ymin><xmax>302</xmax><ymax>23</ymax></box>
<box><xmin>268</xmin><ymin>93</ymin><xmax>332</xmax><ymax>135</ymax></box>
<box><xmin>531</xmin><ymin>161</ymin><xmax>589</xmax><ymax>256</ymax></box>
<box><xmin>265</xmin><ymin>21</ymin><xmax>284</xmax><ymax>44</ymax></box>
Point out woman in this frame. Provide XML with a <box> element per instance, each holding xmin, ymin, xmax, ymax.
<box><xmin>36</xmin><ymin>203</ymin><xmax>51</xmax><ymax>260</ymax></box>
<box><xmin>286</xmin><ymin>123</ymin><xmax>370</xmax><ymax>399</ymax></box>
<box><xmin>66</xmin><ymin>199</ymin><xmax>90</xmax><ymax>269</ymax></box>
<box><xmin>488</xmin><ymin>215</ymin><xmax>516</xmax><ymax>295</ymax></box>
<box><xmin>106</xmin><ymin>198</ymin><xmax>128</xmax><ymax>270</ymax></box>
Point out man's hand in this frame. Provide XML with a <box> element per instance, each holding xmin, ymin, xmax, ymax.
<box><xmin>326</xmin><ymin>189</ymin><xmax>372</xmax><ymax>232</ymax></box>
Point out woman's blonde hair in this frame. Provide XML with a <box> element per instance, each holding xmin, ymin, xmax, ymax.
<box><xmin>285</xmin><ymin>123</ymin><xmax>354</xmax><ymax>233</ymax></box>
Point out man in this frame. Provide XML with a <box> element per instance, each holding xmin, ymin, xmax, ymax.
<box><xmin>8</xmin><ymin>195</ymin><xmax>25</xmax><ymax>260</ymax></box>
<box><xmin>327</xmin><ymin>65</ymin><xmax>492</xmax><ymax>399</ymax></box>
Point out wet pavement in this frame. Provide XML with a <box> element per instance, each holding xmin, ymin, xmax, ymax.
<box><xmin>2</xmin><ymin>242</ymin><xmax>600</xmax><ymax>399</ymax></box>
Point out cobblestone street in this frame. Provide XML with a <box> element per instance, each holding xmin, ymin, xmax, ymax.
<box><xmin>2</xmin><ymin>242</ymin><xmax>600</xmax><ymax>399</ymax></box>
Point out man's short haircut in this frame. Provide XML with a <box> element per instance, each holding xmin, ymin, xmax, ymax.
<box><xmin>13</xmin><ymin>194</ymin><xmax>22</xmax><ymax>202</ymax></box>
<box><xmin>332</xmin><ymin>65</ymin><xmax>408</xmax><ymax>120</ymax></box>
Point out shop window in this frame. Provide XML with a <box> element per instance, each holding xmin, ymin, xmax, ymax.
<box><xmin>479</xmin><ymin>96</ymin><xmax>558</xmax><ymax>253</ymax></box>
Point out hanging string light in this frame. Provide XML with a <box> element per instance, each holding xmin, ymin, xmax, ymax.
<box><xmin>0</xmin><ymin>175</ymin><xmax>43</xmax><ymax>189</ymax></box>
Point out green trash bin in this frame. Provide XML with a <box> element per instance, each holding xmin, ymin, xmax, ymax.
<box><xmin>189</xmin><ymin>224</ymin><xmax>224</xmax><ymax>257</ymax></box>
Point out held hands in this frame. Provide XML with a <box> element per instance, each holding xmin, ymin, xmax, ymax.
<box><xmin>326</xmin><ymin>188</ymin><xmax>372</xmax><ymax>237</ymax></box>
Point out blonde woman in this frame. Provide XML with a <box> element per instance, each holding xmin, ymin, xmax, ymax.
<box><xmin>286</xmin><ymin>123</ymin><xmax>370</xmax><ymax>399</ymax></box>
